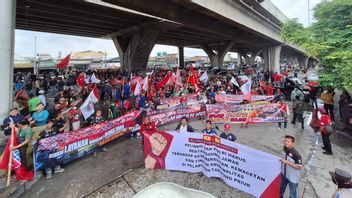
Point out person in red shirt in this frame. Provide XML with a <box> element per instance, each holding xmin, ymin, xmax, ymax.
<box><xmin>277</xmin><ymin>98</ymin><xmax>288</xmax><ymax>131</ymax></box>
<box><xmin>76</xmin><ymin>72</ymin><xmax>85</xmax><ymax>88</ymax></box>
<box><xmin>250</xmin><ymin>88</ymin><xmax>259</xmax><ymax>95</ymax></box>
<box><xmin>319</xmin><ymin>109</ymin><xmax>333</xmax><ymax>155</ymax></box>
<box><xmin>139</xmin><ymin>116</ymin><xmax>157</xmax><ymax>144</ymax></box>
<box><xmin>266</xmin><ymin>84</ymin><xmax>274</xmax><ymax>95</ymax></box>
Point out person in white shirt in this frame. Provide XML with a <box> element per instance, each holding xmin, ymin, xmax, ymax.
<box><xmin>38</xmin><ymin>90</ymin><xmax>47</xmax><ymax>107</ymax></box>
<box><xmin>175</xmin><ymin>116</ymin><xmax>195</xmax><ymax>133</ymax></box>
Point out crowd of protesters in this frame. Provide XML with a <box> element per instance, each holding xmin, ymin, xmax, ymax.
<box><xmin>2</xmin><ymin>63</ymin><xmax>352</xmax><ymax>186</ymax></box>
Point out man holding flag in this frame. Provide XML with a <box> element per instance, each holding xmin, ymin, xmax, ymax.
<box><xmin>0</xmin><ymin>120</ymin><xmax>34</xmax><ymax>185</ymax></box>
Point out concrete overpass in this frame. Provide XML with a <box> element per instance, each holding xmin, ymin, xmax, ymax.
<box><xmin>0</xmin><ymin>0</ymin><xmax>308</xmax><ymax>117</ymax></box>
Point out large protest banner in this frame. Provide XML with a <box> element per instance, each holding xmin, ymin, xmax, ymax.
<box><xmin>206</xmin><ymin>103</ymin><xmax>286</xmax><ymax>123</ymax></box>
<box><xmin>33</xmin><ymin>111</ymin><xmax>141</xmax><ymax>171</ymax></box>
<box><xmin>157</xmin><ymin>94</ymin><xmax>207</xmax><ymax>109</ymax></box>
<box><xmin>143</xmin><ymin>131</ymin><xmax>281</xmax><ymax>198</ymax></box>
<box><xmin>150</xmin><ymin>103</ymin><xmax>206</xmax><ymax>125</ymax></box>
<box><xmin>215</xmin><ymin>94</ymin><xmax>274</xmax><ymax>103</ymax></box>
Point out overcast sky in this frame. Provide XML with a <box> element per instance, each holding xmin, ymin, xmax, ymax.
<box><xmin>15</xmin><ymin>0</ymin><xmax>321</xmax><ymax>59</ymax></box>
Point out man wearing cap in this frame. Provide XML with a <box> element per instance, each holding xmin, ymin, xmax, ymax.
<box><xmin>330</xmin><ymin>168</ymin><xmax>352</xmax><ymax>198</ymax></box>
<box><xmin>280</xmin><ymin>135</ymin><xmax>303</xmax><ymax>198</ymax></box>
<box><xmin>220</xmin><ymin>124</ymin><xmax>237</xmax><ymax>142</ymax></box>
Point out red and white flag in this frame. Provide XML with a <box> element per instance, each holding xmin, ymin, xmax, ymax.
<box><xmin>56</xmin><ymin>53</ymin><xmax>71</xmax><ymax>69</ymax></box>
<box><xmin>199</xmin><ymin>71</ymin><xmax>209</xmax><ymax>83</ymax></box>
<box><xmin>230</xmin><ymin>76</ymin><xmax>239</xmax><ymax>87</ymax></box>
<box><xmin>134</xmin><ymin>81</ymin><xmax>141</xmax><ymax>96</ymax></box>
<box><xmin>80</xmin><ymin>86</ymin><xmax>99</xmax><ymax>119</ymax></box>
<box><xmin>166</xmin><ymin>73</ymin><xmax>176</xmax><ymax>85</ymax></box>
<box><xmin>85</xmin><ymin>73</ymin><xmax>101</xmax><ymax>84</ymax></box>
<box><xmin>175</xmin><ymin>67</ymin><xmax>182</xmax><ymax>87</ymax></box>
<box><xmin>239</xmin><ymin>76</ymin><xmax>251</xmax><ymax>101</ymax></box>
<box><xmin>142</xmin><ymin>75</ymin><xmax>149</xmax><ymax>92</ymax></box>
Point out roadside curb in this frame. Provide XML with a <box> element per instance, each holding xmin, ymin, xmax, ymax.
<box><xmin>1</xmin><ymin>173</ymin><xmax>41</xmax><ymax>198</ymax></box>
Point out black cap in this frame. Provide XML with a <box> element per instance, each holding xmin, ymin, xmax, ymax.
<box><xmin>329</xmin><ymin>168</ymin><xmax>352</xmax><ymax>188</ymax></box>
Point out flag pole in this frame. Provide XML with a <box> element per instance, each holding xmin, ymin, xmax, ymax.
<box><xmin>7</xmin><ymin>126</ymin><xmax>14</xmax><ymax>186</ymax></box>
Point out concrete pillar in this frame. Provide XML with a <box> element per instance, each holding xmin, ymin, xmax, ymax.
<box><xmin>112</xmin><ymin>22</ymin><xmax>176</xmax><ymax>75</ymax></box>
<box><xmin>0</xmin><ymin>0</ymin><xmax>15</xmax><ymax>120</ymax></box>
<box><xmin>269</xmin><ymin>45</ymin><xmax>282</xmax><ymax>73</ymax></box>
<box><xmin>178</xmin><ymin>46</ymin><xmax>184</xmax><ymax>68</ymax></box>
<box><xmin>237</xmin><ymin>52</ymin><xmax>243</xmax><ymax>66</ymax></box>
<box><xmin>201</xmin><ymin>42</ymin><xmax>234</xmax><ymax>67</ymax></box>
<box><xmin>262</xmin><ymin>48</ymin><xmax>270</xmax><ymax>71</ymax></box>
<box><xmin>297</xmin><ymin>54</ymin><xmax>308</xmax><ymax>68</ymax></box>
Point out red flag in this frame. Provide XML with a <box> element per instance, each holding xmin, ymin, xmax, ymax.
<box><xmin>175</xmin><ymin>67</ymin><xmax>182</xmax><ymax>87</ymax></box>
<box><xmin>56</xmin><ymin>53</ymin><xmax>71</xmax><ymax>69</ymax></box>
<box><xmin>166</xmin><ymin>74</ymin><xmax>176</xmax><ymax>85</ymax></box>
<box><xmin>0</xmin><ymin>127</ymin><xmax>19</xmax><ymax>170</ymax></box>
<box><xmin>0</xmin><ymin>127</ymin><xmax>33</xmax><ymax>181</ymax></box>
<box><xmin>156</xmin><ymin>73</ymin><xmax>171</xmax><ymax>89</ymax></box>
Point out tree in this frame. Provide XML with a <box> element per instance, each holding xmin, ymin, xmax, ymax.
<box><xmin>281</xmin><ymin>0</ymin><xmax>352</xmax><ymax>90</ymax></box>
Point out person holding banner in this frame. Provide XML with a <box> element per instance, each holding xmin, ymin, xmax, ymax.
<box><xmin>220</xmin><ymin>124</ymin><xmax>236</xmax><ymax>142</ymax></box>
<box><xmin>10</xmin><ymin>120</ymin><xmax>34</xmax><ymax>171</ymax></box>
<box><xmin>201</xmin><ymin>120</ymin><xmax>217</xmax><ymax>135</ymax></box>
<box><xmin>140</xmin><ymin>116</ymin><xmax>157</xmax><ymax>144</ymax></box>
<box><xmin>175</xmin><ymin>117</ymin><xmax>195</xmax><ymax>133</ymax></box>
<box><xmin>280</xmin><ymin>135</ymin><xmax>303</xmax><ymax>198</ymax></box>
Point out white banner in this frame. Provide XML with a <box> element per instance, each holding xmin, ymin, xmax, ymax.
<box><xmin>144</xmin><ymin>131</ymin><xmax>281</xmax><ymax>198</ymax></box>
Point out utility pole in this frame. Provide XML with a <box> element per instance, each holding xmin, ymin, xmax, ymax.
<box><xmin>34</xmin><ymin>36</ymin><xmax>38</xmax><ymax>74</ymax></box>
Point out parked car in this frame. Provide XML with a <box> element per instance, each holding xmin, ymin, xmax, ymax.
<box><xmin>277</xmin><ymin>78</ymin><xmax>310</xmax><ymax>101</ymax></box>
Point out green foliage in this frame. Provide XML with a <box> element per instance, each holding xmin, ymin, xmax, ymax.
<box><xmin>280</xmin><ymin>0</ymin><xmax>352</xmax><ymax>90</ymax></box>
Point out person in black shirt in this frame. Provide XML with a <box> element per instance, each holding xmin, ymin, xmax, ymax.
<box><xmin>54</xmin><ymin>113</ymin><xmax>67</xmax><ymax>133</ymax></box>
<box><xmin>90</xmin><ymin>110</ymin><xmax>107</xmax><ymax>157</ymax></box>
<box><xmin>48</xmin><ymin>103</ymin><xmax>61</xmax><ymax>120</ymax></box>
<box><xmin>39</xmin><ymin>120</ymin><xmax>57</xmax><ymax>139</ymax></box>
<box><xmin>90</xmin><ymin>110</ymin><xmax>106</xmax><ymax>125</ymax></box>
<box><xmin>280</xmin><ymin>135</ymin><xmax>303</xmax><ymax>198</ymax></box>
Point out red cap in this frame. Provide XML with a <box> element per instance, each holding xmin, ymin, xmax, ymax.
<box><xmin>224</xmin><ymin>124</ymin><xmax>231</xmax><ymax>129</ymax></box>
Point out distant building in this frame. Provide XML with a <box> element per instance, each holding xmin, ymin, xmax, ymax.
<box><xmin>191</xmin><ymin>56</ymin><xmax>210</xmax><ymax>64</ymax></box>
<box><xmin>164</xmin><ymin>53</ymin><xmax>178</xmax><ymax>65</ymax></box>
<box><xmin>14</xmin><ymin>53</ymin><xmax>33</xmax><ymax>71</ymax></box>
<box><xmin>72</xmin><ymin>50</ymin><xmax>106</xmax><ymax>60</ymax></box>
